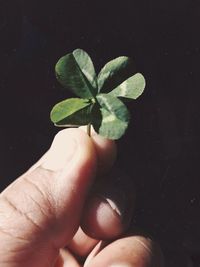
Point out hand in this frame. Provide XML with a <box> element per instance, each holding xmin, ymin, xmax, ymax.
<box><xmin>0</xmin><ymin>128</ymin><xmax>163</xmax><ymax>267</ymax></box>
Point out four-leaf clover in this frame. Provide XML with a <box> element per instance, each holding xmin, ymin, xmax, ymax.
<box><xmin>50</xmin><ymin>49</ymin><xmax>145</xmax><ymax>140</ymax></box>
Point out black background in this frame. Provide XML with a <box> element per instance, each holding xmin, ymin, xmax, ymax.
<box><xmin>1</xmin><ymin>0</ymin><xmax>200</xmax><ymax>263</ymax></box>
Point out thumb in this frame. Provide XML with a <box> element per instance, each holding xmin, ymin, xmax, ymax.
<box><xmin>0</xmin><ymin>128</ymin><xmax>97</xmax><ymax>267</ymax></box>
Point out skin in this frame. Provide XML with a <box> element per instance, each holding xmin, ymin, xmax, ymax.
<box><xmin>0</xmin><ymin>128</ymin><xmax>164</xmax><ymax>267</ymax></box>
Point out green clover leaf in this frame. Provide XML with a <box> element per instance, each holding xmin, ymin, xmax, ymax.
<box><xmin>97</xmin><ymin>56</ymin><xmax>135</xmax><ymax>93</ymax></box>
<box><xmin>109</xmin><ymin>73</ymin><xmax>146</xmax><ymax>100</ymax></box>
<box><xmin>55</xmin><ymin>49</ymin><xmax>97</xmax><ymax>98</ymax></box>
<box><xmin>50</xmin><ymin>98</ymin><xmax>93</xmax><ymax>126</ymax></box>
<box><xmin>93</xmin><ymin>94</ymin><xmax>130</xmax><ymax>139</ymax></box>
<box><xmin>50</xmin><ymin>48</ymin><xmax>146</xmax><ymax>140</ymax></box>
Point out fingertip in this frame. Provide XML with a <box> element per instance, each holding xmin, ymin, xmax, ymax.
<box><xmin>41</xmin><ymin>128</ymin><xmax>97</xmax><ymax>175</ymax></box>
<box><xmin>81</xmin><ymin>195</ymin><xmax>123</xmax><ymax>240</ymax></box>
<box><xmin>80</xmin><ymin>169</ymin><xmax>135</xmax><ymax>241</ymax></box>
<box><xmin>79</xmin><ymin>126</ymin><xmax>117</xmax><ymax>174</ymax></box>
<box><xmin>91</xmin><ymin>134</ymin><xmax>117</xmax><ymax>174</ymax></box>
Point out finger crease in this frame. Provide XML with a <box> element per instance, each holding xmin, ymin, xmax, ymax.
<box><xmin>2</xmin><ymin>195</ymin><xmax>43</xmax><ymax>232</ymax></box>
<box><xmin>0</xmin><ymin>225</ymin><xmax>29</xmax><ymax>243</ymax></box>
<box><xmin>27</xmin><ymin>194</ymin><xmax>52</xmax><ymax>221</ymax></box>
<box><xmin>23</xmin><ymin>177</ymin><xmax>55</xmax><ymax>217</ymax></box>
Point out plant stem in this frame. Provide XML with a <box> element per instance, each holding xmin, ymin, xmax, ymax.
<box><xmin>87</xmin><ymin>123</ymin><xmax>91</xmax><ymax>137</ymax></box>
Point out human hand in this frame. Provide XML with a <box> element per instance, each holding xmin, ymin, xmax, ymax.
<box><xmin>0</xmin><ymin>128</ymin><xmax>163</xmax><ymax>267</ymax></box>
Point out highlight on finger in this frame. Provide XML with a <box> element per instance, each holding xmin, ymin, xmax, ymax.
<box><xmin>84</xmin><ymin>236</ymin><xmax>164</xmax><ymax>267</ymax></box>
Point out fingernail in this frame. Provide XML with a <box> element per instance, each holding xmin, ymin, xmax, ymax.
<box><xmin>97</xmin><ymin>192</ymin><xmax>132</xmax><ymax>229</ymax></box>
<box><xmin>98</xmin><ymin>191</ymin><xmax>129</xmax><ymax>218</ymax></box>
<box><xmin>41</xmin><ymin>130</ymin><xmax>77</xmax><ymax>172</ymax></box>
<box><xmin>93</xmin><ymin>168</ymin><xmax>135</xmax><ymax>225</ymax></box>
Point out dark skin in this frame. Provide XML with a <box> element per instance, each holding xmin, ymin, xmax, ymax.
<box><xmin>0</xmin><ymin>128</ymin><xmax>163</xmax><ymax>267</ymax></box>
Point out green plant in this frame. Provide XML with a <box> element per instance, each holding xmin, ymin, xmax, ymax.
<box><xmin>50</xmin><ymin>49</ymin><xmax>145</xmax><ymax>140</ymax></box>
